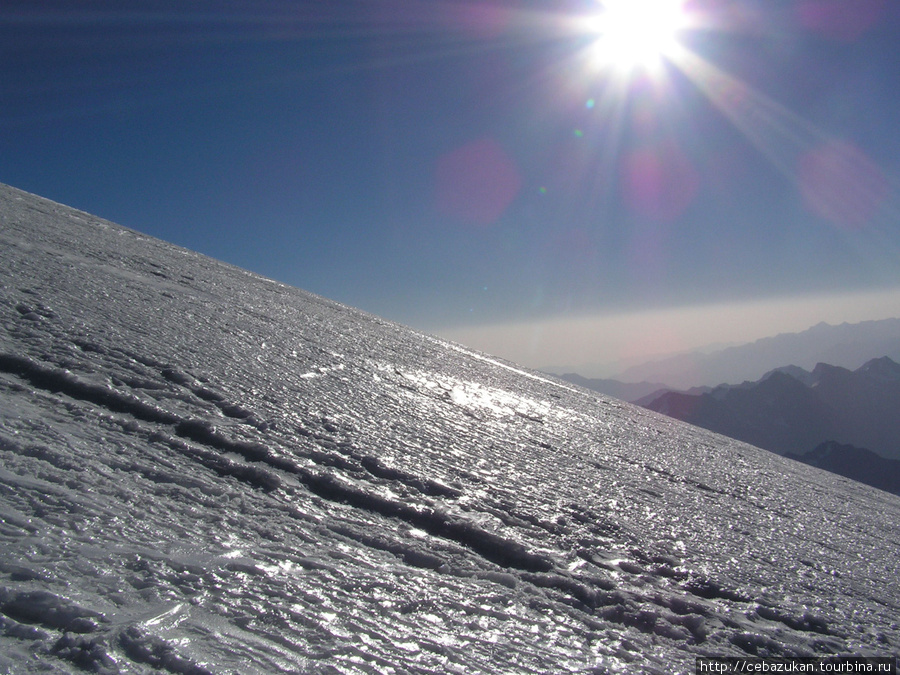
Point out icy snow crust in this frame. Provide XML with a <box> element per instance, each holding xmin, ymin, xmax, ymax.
<box><xmin>0</xmin><ymin>183</ymin><xmax>897</xmax><ymax>674</ymax></box>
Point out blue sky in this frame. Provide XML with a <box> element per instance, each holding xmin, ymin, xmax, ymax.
<box><xmin>3</xmin><ymin>0</ymin><xmax>900</xmax><ymax>374</ymax></box>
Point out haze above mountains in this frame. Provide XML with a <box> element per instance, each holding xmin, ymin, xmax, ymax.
<box><xmin>2</xmin><ymin>183</ymin><xmax>899</xmax><ymax>672</ymax></box>
<box><xmin>557</xmin><ymin>317</ymin><xmax>900</xmax><ymax>394</ymax></box>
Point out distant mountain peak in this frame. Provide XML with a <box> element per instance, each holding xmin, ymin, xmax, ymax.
<box><xmin>857</xmin><ymin>355</ymin><xmax>900</xmax><ymax>381</ymax></box>
<box><xmin>759</xmin><ymin>365</ymin><xmax>815</xmax><ymax>386</ymax></box>
<box><xmin>810</xmin><ymin>361</ymin><xmax>852</xmax><ymax>383</ymax></box>
<box><xmin>752</xmin><ymin>368</ymin><xmax>814</xmax><ymax>394</ymax></box>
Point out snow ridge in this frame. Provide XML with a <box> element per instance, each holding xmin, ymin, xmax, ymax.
<box><xmin>1</xmin><ymin>183</ymin><xmax>898</xmax><ymax>673</ymax></box>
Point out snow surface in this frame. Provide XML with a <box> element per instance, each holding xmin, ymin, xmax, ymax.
<box><xmin>0</xmin><ymin>182</ymin><xmax>898</xmax><ymax>674</ymax></box>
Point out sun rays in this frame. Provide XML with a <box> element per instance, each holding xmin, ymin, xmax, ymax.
<box><xmin>562</xmin><ymin>0</ymin><xmax>894</xmax><ymax>233</ymax></box>
<box><xmin>663</xmin><ymin>39</ymin><xmax>891</xmax><ymax>231</ymax></box>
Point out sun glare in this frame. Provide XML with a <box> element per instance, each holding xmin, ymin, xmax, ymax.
<box><xmin>587</xmin><ymin>0</ymin><xmax>689</xmax><ymax>73</ymax></box>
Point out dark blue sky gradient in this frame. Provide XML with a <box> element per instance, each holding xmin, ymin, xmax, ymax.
<box><xmin>3</xmin><ymin>1</ymin><xmax>900</xmax><ymax>366</ymax></box>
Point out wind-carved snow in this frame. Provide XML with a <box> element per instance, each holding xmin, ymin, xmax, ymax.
<box><xmin>0</xmin><ymin>182</ymin><xmax>898</xmax><ymax>674</ymax></box>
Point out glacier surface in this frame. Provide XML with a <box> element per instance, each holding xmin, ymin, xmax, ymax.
<box><xmin>0</xmin><ymin>183</ymin><xmax>898</xmax><ymax>673</ymax></box>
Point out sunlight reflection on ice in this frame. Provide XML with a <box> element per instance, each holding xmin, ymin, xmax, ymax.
<box><xmin>257</xmin><ymin>560</ymin><xmax>298</xmax><ymax>576</ymax></box>
<box><xmin>384</xmin><ymin>362</ymin><xmax>572</xmax><ymax>425</ymax></box>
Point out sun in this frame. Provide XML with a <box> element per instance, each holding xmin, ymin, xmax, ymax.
<box><xmin>586</xmin><ymin>0</ymin><xmax>689</xmax><ymax>74</ymax></box>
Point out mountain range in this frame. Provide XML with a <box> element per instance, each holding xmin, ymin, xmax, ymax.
<box><xmin>1</xmin><ymin>182</ymin><xmax>899</xmax><ymax>672</ymax></box>
<box><xmin>640</xmin><ymin>356</ymin><xmax>900</xmax><ymax>460</ymax></box>
<box><xmin>638</xmin><ymin>357</ymin><xmax>900</xmax><ymax>496</ymax></box>
<box><xmin>611</xmin><ymin>319</ymin><xmax>900</xmax><ymax>389</ymax></box>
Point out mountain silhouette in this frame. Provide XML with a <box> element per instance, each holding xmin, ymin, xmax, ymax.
<box><xmin>642</xmin><ymin>358</ymin><xmax>900</xmax><ymax>490</ymax></box>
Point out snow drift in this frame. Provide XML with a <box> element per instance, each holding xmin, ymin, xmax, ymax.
<box><xmin>0</xmin><ymin>183</ymin><xmax>898</xmax><ymax>674</ymax></box>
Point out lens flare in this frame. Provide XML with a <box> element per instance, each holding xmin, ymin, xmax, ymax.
<box><xmin>622</xmin><ymin>142</ymin><xmax>700</xmax><ymax>222</ymax></box>
<box><xmin>668</xmin><ymin>45</ymin><xmax>892</xmax><ymax>231</ymax></box>
<box><xmin>435</xmin><ymin>138</ymin><xmax>522</xmax><ymax>226</ymax></box>
<box><xmin>795</xmin><ymin>0</ymin><xmax>887</xmax><ymax>42</ymax></box>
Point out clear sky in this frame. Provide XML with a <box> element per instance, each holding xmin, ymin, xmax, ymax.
<box><xmin>3</xmin><ymin>0</ymin><xmax>900</xmax><ymax>375</ymax></box>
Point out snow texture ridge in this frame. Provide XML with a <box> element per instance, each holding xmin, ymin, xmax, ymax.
<box><xmin>0</xmin><ymin>182</ymin><xmax>898</xmax><ymax>673</ymax></box>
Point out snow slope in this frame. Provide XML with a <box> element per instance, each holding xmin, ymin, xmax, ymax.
<box><xmin>1</xmin><ymin>182</ymin><xmax>898</xmax><ymax>674</ymax></box>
